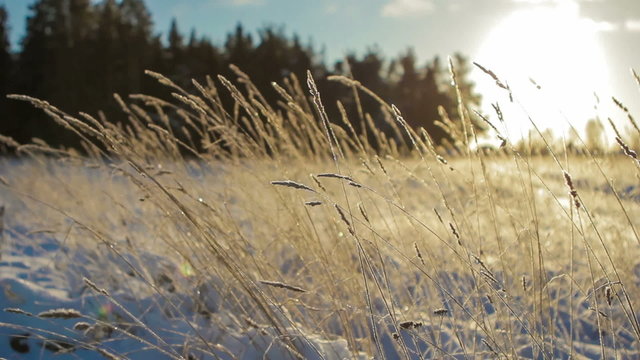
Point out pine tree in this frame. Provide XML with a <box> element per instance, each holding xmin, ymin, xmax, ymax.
<box><xmin>415</xmin><ymin>56</ymin><xmax>453</xmax><ymax>143</ymax></box>
<box><xmin>225</xmin><ymin>23</ymin><xmax>254</xmax><ymax>72</ymax></box>
<box><xmin>347</xmin><ymin>48</ymin><xmax>388</xmax><ymax>98</ymax></box>
<box><xmin>186</xmin><ymin>29</ymin><xmax>222</xmax><ymax>83</ymax></box>
<box><xmin>394</xmin><ymin>49</ymin><xmax>421</xmax><ymax>117</ymax></box>
<box><xmin>166</xmin><ymin>17</ymin><xmax>189</xmax><ymax>85</ymax></box>
<box><xmin>15</xmin><ymin>0</ymin><xmax>93</xmax><ymax>146</ymax></box>
<box><xmin>0</xmin><ymin>5</ymin><xmax>11</xmax><ymax>96</ymax></box>
<box><xmin>168</xmin><ymin>18</ymin><xmax>183</xmax><ymax>61</ymax></box>
<box><xmin>18</xmin><ymin>0</ymin><xmax>93</xmax><ymax>105</ymax></box>
<box><xmin>289</xmin><ymin>35</ymin><xmax>314</xmax><ymax>76</ymax></box>
<box><xmin>0</xmin><ymin>5</ymin><xmax>13</xmax><ymax>147</ymax></box>
<box><xmin>118</xmin><ymin>0</ymin><xmax>157</xmax><ymax>93</ymax></box>
<box><xmin>120</xmin><ymin>0</ymin><xmax>154</xmax><ymax>37</ymax></box>
<box><xmin>93</xmin><ymin>0</ymin><xmax>120</xmax><ymax>100</ymax></box>
<box><xmin>64</xmin><ymin>0</ymin><xmax>95</xmax><ymax>110</ymax></box>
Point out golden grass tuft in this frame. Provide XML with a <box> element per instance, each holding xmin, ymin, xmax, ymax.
<box><xmin>3</xmin><ymin>62</ymin><xmax>640</xmax><ymax>359</ymax></box>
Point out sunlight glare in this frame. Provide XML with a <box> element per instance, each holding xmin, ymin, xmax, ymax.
<box><xmin>473</xmin><ymin>1</ymin><xmax>611</xmax><ymax>142</ymax></box>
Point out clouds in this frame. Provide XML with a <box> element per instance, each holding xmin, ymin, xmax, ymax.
<box><xmin>625</xmin><ymin>19</ymin><xmax>640</xmax><ymax>32</ymax></box>
<box><xmin>207</xmin><ymin>0</ymin><xmax>264</xmax><ymax>6</ymax></box>
<box><xmin>229</xmin><ymin>0</ymin><xmax>264</xmax><ymax>5</ymax></box>
<box><xmin>587</xmin><ymin>20</ymin><xmax>619</xmax><ymax>32</ymax></box>
<box><xmin>377</xmin><ymin>0</ymin><xmax>640</xmax><ymax>36</ymax></box>
<box><xmin>511</xmin><ymin>0</ymin><xmax>603</xmax><ymax>3</ymax></box>
<box><xmin>508</xmin><ymin>0</ymin><xmax>640</xmax><ymax>33</ymax></box>
<box><xmin>325</xmin><ymin>4</ymin><xmax>338</xmax><ymax>14</ymax></box>
<box><xmin>381</xmin><ymin>0</ymin><xmax>435</xmax><ymax>18</ymax></box>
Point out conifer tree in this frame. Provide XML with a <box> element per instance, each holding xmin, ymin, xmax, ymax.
<box><xmin>0</xmin><ymin>5</ymin><xmax>13</xmax><ymax>146</ymax></box>
<box><xmin>0</xmin><ymin>5</ymin><xmax>11</xmax><ymax>97</ymax></box>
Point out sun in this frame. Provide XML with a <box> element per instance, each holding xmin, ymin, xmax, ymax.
<box><xmin>472</xmin><ymin>1</ymin><xmax>611</xmax><ymax>142</ymax></box>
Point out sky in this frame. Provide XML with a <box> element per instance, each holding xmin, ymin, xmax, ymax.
<box><xmin>2</xmin><ymin>0</ymin><xmax>640</xmax><ymax>139</ymax></box>
<box><xmin>0</xmin><ymin>0</ymin><xmax>517</xmax><ymax>61</ymax></box>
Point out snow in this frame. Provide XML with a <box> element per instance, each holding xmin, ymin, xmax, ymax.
<box><xmin>3</xmin><ymin>221</ymin><xmax>638</xmax><ymax>359</ymax></box>
<box><xmin>0</xmin><ymin>224</ymin><xmax>366</xmax><ymax>360</ymax></box>
<box><xmin>2</xmin><ymin>160</ymin><xmax>640</xmax><ymax>359</ymax></box>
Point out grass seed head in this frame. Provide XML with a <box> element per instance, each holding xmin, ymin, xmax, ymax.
<box><xmin>414</xmin><ymin>242</ymin><xmax>425</xmax><ymax>265</ymax></box>
<box><xmin>492</xmin><ymin>103</ymin><xmax>505</xmax><ymax>123</ymax></box>
<box><xmin>310</xmin><ymin>175</ymin><xmax>327</xmax><ymax>192</ymax></box>
<box><xmin>74</xmin><ymin>322</ymin><xmax>91</xmax><ymax>331</ymax></box>
<box><xmin>271</xmin><ymin>180</ymin><xmax>316</xmax><ymax>192</ymax></box>
<box><xmin>433</xmin><ymin>208</ymin><xmax>444</xmax><ymax>224</ymax></box>
<box><xmin>399</xmin><ymin>321</ymin><xmax>423</xmax><ymax>329</ymax></box>
<box><xmin>615</xmin><ymin>136</ymin><xmax>638</xmax><ymax>160</ymax></box>
<box><xmin>84</xmin><ymin>277</ymin><xmax>110</xmax><ymax>296</ymax></box>
<box><xmin>589</xmin><ymin>307</ymin><xmax>608</xmax><ymax>318</ymax></box>
<box><xmin>433</xmin><ymin>308</ymin><xmax>449</xmax><ymax>316</ymax></box>
<box><xmin>259</xmin><ymin>280</ymin><xmax>307</xmax><ymax>293</ymax></box>
<box><xmin>317</xmin><ymin>173</ymin><xmax>354</xmax><ymax>182</ymax></box>
<box><xmin>358</xmin><ymin>202</ymin><xmax>369</xmax><ymax>223</ymax></box>
<box><xmin>563</xmin><ymin>171</ymin><xmax>581</xmax><ymax>208</ymax></box>
<box><xmin>244</xmin><ymin>316</ymin><xmax>261</xmax><ymax>329</ymax></box>
<box><xmin>334</xmin><ymin>205</ymin><xmax>355</xmax><ymax>235</ymax></box>
<box><xmin>449</xmin><ymin>223</ymin><xmax>460</xmax><ymax>239</ymax></box>
<box><xmin>4</xmin><ymin>308</ymin><xmax>33</xmax><ymax>317</ymax></box>
<box><xmin>375</xmin><ymin>155</ymin><xmax>388</xmax><ymax>175</ymax></box>
<box><xmin>38</xmin><ymin>308</ymin><xmax>83</xmax><ymax>319</ymax></box>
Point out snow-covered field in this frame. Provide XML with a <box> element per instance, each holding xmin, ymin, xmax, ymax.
<box><xmin>2</xmin><ymin>158</ymin><xmax>640</xmax><ymax>359</ymax></box>
<box><xmin>0</xmin><ymin>160</ymin><xmax>363</xmax><ymax>359</ymax></box>
<box><xmin>0</xmin><ymin>220</ymin><xmax>364</xmax><ymax>359</ymax></box>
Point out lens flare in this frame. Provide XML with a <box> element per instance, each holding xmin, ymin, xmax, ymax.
<box><xmin>180</xmin><ymin>262</ymin><xmax>195</xmax><ymax>277</ymax></box>
<box><xmin>96</xmin><ymin>302</ymin><xmax>113</xmax><ymax>320</ymax></box>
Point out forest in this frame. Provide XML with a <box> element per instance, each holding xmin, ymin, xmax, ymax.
<box><xmin>0</xmin><ymin>0</ymin><xmax>480</xmax><ymax>152</ymax></box>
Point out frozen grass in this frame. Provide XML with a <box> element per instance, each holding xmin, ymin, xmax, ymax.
<box><xmin>1</xmin><ymin>63</ymin><xmax>640</xmax><ymax>359</ymax></box>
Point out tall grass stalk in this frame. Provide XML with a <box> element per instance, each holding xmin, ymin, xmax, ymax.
<box><xmin>1</xmin><ymin>62</ymin><xmax>640</xmax><ymax>359</ymax></box>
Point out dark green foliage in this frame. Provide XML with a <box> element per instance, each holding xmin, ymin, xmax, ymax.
<box><xmin>1</xmin><ymin>0</ymin><xmax>482</xmax><ymax>152</ymax></box>
<box><xmin>0</xmin><ymin>5</ymin><xmax>12</xmax><ymax>149</ymax></box>
<box><xmin>393</xmin><ymin>52</ymin><xmax>453</xmax><ymax>143</ymax></box>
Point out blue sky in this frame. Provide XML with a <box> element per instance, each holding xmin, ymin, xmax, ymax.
<box><xmin>2</xmin><ymin>0</ymin><xmax>640</xmax><ymax>137</ymax></box>
<box><xmin>0</xmin><ymin>0</ymin><xmax>550</xmax><ymax>62</ymax></box>
<box><xmin>2</xmin><ymin>0</ymin><xmax>638</xmax><ymax>65</ymax></box>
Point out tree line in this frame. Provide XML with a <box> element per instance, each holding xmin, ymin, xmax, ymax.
<box><xmin>0</xmin><ymin>0</ymin><xmax>481</xmax><ymax>152</ymax></box>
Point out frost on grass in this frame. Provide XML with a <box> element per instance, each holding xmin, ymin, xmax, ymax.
<box><xmin>2</xmin><ymin>159</ymin><xmax>640</xmax><ymax>359</ymax></box>
<box><xmin>0</xmin><ymin>214</ymin><xmax>365</xmax><ymax>359</ymax></box>
<box><xmin>3</xmin><ymin>66</ymin><xmax>640</xmax><ymax>359</ymax></box>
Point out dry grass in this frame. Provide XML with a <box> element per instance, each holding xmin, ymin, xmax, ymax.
<box><xmin>1</xmin><ymin>61</ymin><xmax>640</xmax><ymax>359</ymax></box>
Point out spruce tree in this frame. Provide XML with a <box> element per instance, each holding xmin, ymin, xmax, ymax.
<box><xmin>0</xmin><ymin>5</ymin><xmax>13</xmax><ymax>147</ymax></box>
